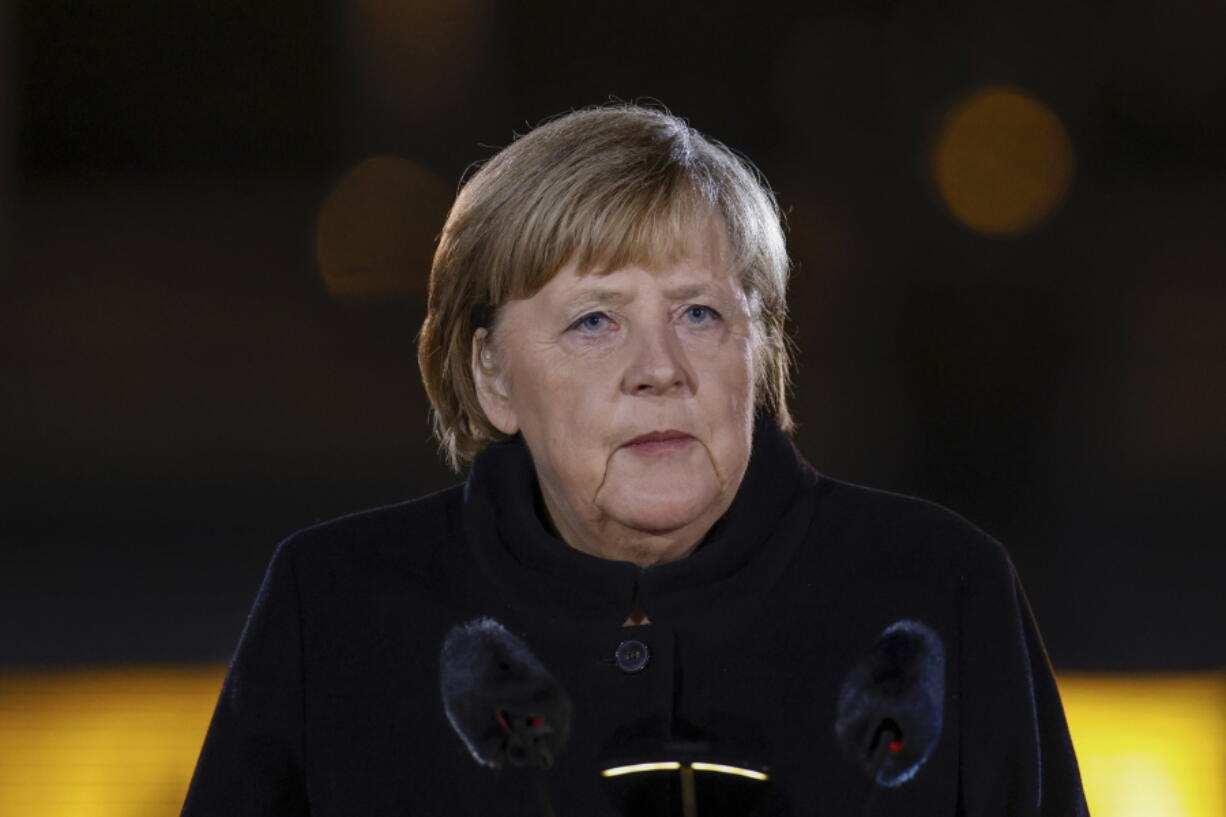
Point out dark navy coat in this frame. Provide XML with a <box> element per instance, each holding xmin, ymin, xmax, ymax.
<box><xmin>183</xmin><ymin>411</ymin><xmax>1088</xmax><ymax>816</ymax></box>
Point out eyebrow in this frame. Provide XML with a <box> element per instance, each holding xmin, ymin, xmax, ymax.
<box><xmin>568</xmin><ymin>283</ymin><xmax>715</xmax><ymax>309</ymax></box>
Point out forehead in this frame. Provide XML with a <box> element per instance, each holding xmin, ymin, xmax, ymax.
<box><xmin>542</xmin><ymin>216</ymin><xmax>739</xmax><ymax>304</ymax></box>
<box><xmin>551</xmin><ymin>267</ymin><xmax>737</xmax><ymax>310</ymax></box>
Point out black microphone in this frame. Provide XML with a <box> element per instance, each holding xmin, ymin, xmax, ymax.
<box><xmin>834</xmin><ymin>619</ymin><xmax>945</xmax><ymax>789</ymax></box>
<box><xmin>439</xmin><ymin>617</ymin><xmax>572</xmax><ymax>815</ymax></box>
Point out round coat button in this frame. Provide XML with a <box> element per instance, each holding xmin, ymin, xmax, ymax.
<box><xmin>614</xmin><ymin>640</ymin><xmax>651</xmax><ymax>673</ymax></box>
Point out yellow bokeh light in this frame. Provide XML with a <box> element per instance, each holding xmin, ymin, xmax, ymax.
<box><xmin>2</xmin><ymin>666</ymin><xmax>1223</xmax><ymax>815</ymax></box>
<box><xmin>1059</xmin><ymin>672</ymin><xmax>1226</xmax><ymax>817</ymax></box>
<box><xmin>315</xmin><ymin>155</ymin><xmax>451</xmax><ymax>299</ymax></box>
<box><xmin>932</xmin><ymin>85</ymin><xmax>1075</xmax><ymax>237</ymax></box>
<box><xmin>0</xmin><ymin>666</ymin><xmax>225</xmax><ymax>817</ymax></box>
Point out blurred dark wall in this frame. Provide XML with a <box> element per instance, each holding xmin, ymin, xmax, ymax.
<box><xmin>4</xmin><ymin>0</ymin><xmax>1224</xmax><ymax>671</ymax></box>
<box><xmin>1</xmin><ymin>0</ymin><xmax>12</xmax><ymax>277</ymax></box>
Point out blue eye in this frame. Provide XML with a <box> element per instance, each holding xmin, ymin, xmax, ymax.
<box><xmin>570</xmin><ymin>306</ymin><xmax>720</xmax><ymax>335</ymax></box>
<box><xmin>685</xmin><ymin>305</ymin><xmax>720</xmax><ymax>324</ymax></box>
<box><xmin>573</xmin><ymin>312</ymin><xmax>609</xmax><ymax>332</ymax></box>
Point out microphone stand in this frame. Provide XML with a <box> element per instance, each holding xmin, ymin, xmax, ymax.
<box><xmin>678</xmin><ymin>765</ymin><xmax>697</xmax><ymax>817</ymax></box>
<box><xmin>532</xmin><ymin>771</ymin><xmax>557</xmax><ymax>817</ymax></box>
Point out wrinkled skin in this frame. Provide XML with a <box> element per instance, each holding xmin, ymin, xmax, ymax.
<box><xmin>471</xmin><ymin>219</ymin><xmax>759</xmax><ymax>568</ymax></box>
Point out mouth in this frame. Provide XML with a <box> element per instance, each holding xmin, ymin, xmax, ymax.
<box><xmin>623</xmin><ymin>430</ymin><xmax>695</xmax><ymax>454</ymax></box>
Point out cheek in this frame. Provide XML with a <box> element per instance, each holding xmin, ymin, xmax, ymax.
<box><xmin>513</xmin><ymin>354</ymin><xmax>586</xmax><ymax>408</ymax></box>
<box><xmin>535</xmin><ymin>356</ymin><xmax>617</xmax><ymax>404</ymax></box>
<box><xmin>697</xmin><ymin>333</ymin><xmax>755</xmax><ymax>386</ymax></box>
<box><xmin>517</xmin><ymin>363</ymin><xmax>613</xmax><ymax>450</ymax></box>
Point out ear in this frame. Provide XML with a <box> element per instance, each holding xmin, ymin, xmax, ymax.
<box><xmin>471</xmin><ymin>326</ymin><xmax>520</xmax><ymax>436</ymax></box>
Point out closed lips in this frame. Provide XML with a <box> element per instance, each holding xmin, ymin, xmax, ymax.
<box><xmin>626</xmin><ymin>431</ymin><xmax>692</xmax><ymax>445</ymax></box>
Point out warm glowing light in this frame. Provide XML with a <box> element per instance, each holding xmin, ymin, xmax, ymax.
<box><xmin>602</xmin><ymin>760</ymin><xmax>768</xmax><ymax>780</ymax></box>
<box><xmin>3</xmin><ymin>666</ymin><xmax>1222</xmax><ymax>816</ymax></box>
<box><xmin>690</xmin><ymin>761</ymin><xmax>769</xmax><ymax>781</ymax></box>
<box><xmin>0</xmin><ymin>665</ymin><xmax>226</xmax><ymax>817</ymax></box>
<box><xmin>1059</xmin><ymin>672</ymin><xmax>1226</xmax><ymax>817</ymax></box>
<box><xmin>601</xmin><ymin>761</ymin><xmax>682</xmax><ymax>777</ymax></box>
<box><xmin>932</xmin><ymin>85</ymin><xmax>1074</xmax><ymax>237</ymax></box>
<box><xmin>315</xmin><ymin>155</ymin><xmax>451</xmax><ymax>299</ymax></box>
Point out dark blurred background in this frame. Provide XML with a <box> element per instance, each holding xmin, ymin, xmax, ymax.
<box><xmin>3</xmin><ymin>0</ymin><xmax>1224</xmax><ymax>673</ymax></box>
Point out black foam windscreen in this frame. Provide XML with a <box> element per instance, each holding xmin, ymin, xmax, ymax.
<box><xmin>439</xmin><ymin>617</ymin><xmax>572</xmax><ymax>770</ymax></box>
<box><xmin>834</xmin><ymin>619</ymin><xmax>945</xmax><ymax>787</ymax></box>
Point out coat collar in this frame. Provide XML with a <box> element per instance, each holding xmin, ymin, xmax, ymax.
<box><xmin>460</xmin><ymin>408</ymin><xmax>822</xmax><ymax>627</ymax></box>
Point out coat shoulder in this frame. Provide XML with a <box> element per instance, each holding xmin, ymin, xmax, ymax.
<box><xmin>812</xmin><ymin>474</ymin><xmax>1013</xmax><ymax>576</ymax></box>
<box><xmin>268</xmin><ymin>482</ymin><xmax>468</xmax><ymax>583</ymax></box>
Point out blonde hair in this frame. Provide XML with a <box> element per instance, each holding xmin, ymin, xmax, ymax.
<box><xmin>416</xmin><ymin>104</ymin><xmax>797</xmax><ymax>473</ymax></box>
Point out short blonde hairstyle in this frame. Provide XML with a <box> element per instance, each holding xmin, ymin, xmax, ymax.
<box><xmin>417</xmin><ymin>104</ymin><xmax>797</xmax><ymax>473</ymax></box>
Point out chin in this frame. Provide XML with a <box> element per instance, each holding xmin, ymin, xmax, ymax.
<box><xmin>607</xmin><ymin>490</ymin><xmax>714</xmax><ymax>535</ymax></box>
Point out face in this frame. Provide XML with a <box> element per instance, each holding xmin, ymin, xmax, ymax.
<box><xmin>471</xmin><ymin>218</ymin><xmax>758</xmax><ymax>567</ymax></box>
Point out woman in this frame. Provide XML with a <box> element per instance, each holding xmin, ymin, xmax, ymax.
<box><xmin>183</xmin><ymin>105</ymin><xmax>1088</xmax><ymax>816</ymax></box>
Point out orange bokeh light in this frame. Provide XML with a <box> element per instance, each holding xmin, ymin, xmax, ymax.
<box><xmin>932</xmin><ymin>85</ymin><xmax>1075</xmax><ymax>237</ymax></box>
<box><xmin>315</xmin><ymin>155</ymin><xmax>451</xmax><ymax>299</ymax></box>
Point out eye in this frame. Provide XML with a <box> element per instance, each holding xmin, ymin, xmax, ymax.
<box><xmin>683</xmin><ymin>305</ymin><xmax>721</xmax><ymax>325</ymax></box>
<box><xmin>571</xmin><ymin>311</ymin><xmax>611</xmax><ymax>333</ymax></box>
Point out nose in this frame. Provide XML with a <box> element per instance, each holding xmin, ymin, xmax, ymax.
<box><xmin>624</xmin><ymin>321</ymin><xmax>693</xmax><ymax>396</ymax></box>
